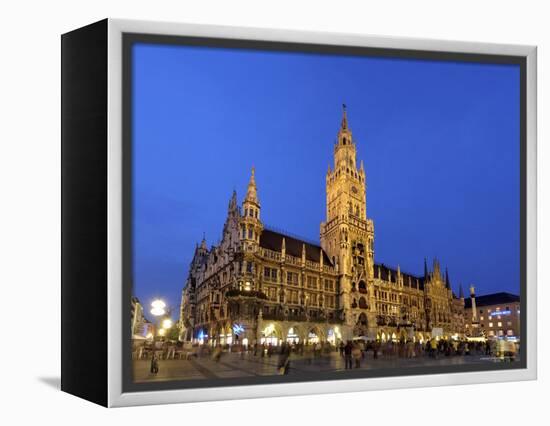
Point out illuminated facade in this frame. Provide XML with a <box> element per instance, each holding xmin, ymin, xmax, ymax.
<box><xmin>131</xmin><ymin>297</ymin><xmax>145</xmax><ymax>336</ymax></box>
<box><xmin>179</xmin><ymin>107</ymin><xmax>466</xmax><ymax>345</ymax></box>
<box><xmin>464</xmin><ymin>291</ymin><xmax>520</xmax><ymax>339</ymax></box>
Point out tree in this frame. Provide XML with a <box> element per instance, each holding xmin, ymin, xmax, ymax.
<box><xmin>166</xmin><ymin>323</ymin><xmax>181</xmax><ymax>342</ymax></box>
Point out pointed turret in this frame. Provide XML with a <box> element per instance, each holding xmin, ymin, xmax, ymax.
<box><xmin>240</xmin><ymin>167</ymin><xmax>263</xmax><ymax>248</ymax></box>
<box><xmin>336</xmin><ymin>104</ymin><xmax>354</xmax><ymax>148</ymax></box>
<box><xmin>459</xmin><ymin>283</ymin><xmax>464</xmax><ymax>299</ymax></box>
<box><xmin>341</xmin><ymin>103</ymin><xmax>348</xmax><ymax>130</ymax></box>
<box><xmin>432</xmin><ymin>258</ymin><xmax>441</xmax><ymax>281</ymax></box>
<box><xmin>281</xmin><ymin>237</ymin><xmax>286</xmax><ymax>259</ymax></box>
<box><xmin>200</xmin><ymin>234</ymin><xmax>207</xmax><ymax>250</ymax></box>
<box><xmin>445</xmin><ymin>267</ymin><xmax>451</xmax><ymax>289</ymax></box>
<box><xmin>228</xmin><ymin>189</ymin><xmax>238</xmax><ymax>212</ymax></box>
<box><xmin>424</xmin><ymin>258</ymin><xmax>428</xmax><ymax>280</ymax></box>
<box><xmin>397</xmin><ymin>264</ymin><xmax>403</xmax><ymax>287</ymax></box>
<box><xmin>245</xmin><ymin>167</ymin><xmax>259</xmax><ymax>205</ymax></box>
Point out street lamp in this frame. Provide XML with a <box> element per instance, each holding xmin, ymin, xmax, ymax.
<box><xmin>162</xmin><ymin>318</ymin><xmax>173</xmax><ymax>330</ymax></box>
<box><xmin>150</xmin><ymin>299</ymin><xmax>166</xmax><ymax>317</ymax></box>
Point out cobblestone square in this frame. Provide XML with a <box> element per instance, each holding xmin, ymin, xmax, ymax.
<box><xmin>133</xmin><ymin>350</ymin><xmax>519</xmax><ymax>383</ymax></box>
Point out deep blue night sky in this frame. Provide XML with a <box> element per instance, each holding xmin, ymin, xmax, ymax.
<box><xmin>132</xmin><ymin>43</ymin><xmax>520</xmax><ymax>320</ymax></box>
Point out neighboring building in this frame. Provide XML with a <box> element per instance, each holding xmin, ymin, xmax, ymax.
<box><xmin>464</xmin><ymin>291</ymin><xmax>520</xmax><ymax>339</ymax></box>
<box><xmin>131</xmin><ymin>296</ymin><xmax>145</xmax><ymax>336</ymax></box>
<box><xmin>141</xmin><ymin>319</ymin><xmax>156</xmax><ymax>339</ymax></box>
<box><xmin>450</xmin><ymin>284</ymin><xmax>467</xmax><ymax>337</ymax></box>
<box><xmin>179</xmin><ymin>106</ymin><xmax>466</xmax><ymax>346</ymax></box>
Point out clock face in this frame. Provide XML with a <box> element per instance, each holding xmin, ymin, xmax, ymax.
<box><xmin>351</xmin><ymin>186</ymin><xmax>358</xmax><ymax>194</ymax></box>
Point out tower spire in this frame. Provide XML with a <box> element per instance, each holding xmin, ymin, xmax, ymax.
<box><xmin>228</xmin><ymin>189</ymin><xmax>238</xmax><ymax>212</ymax></box>
<box><xmin>424</xmin><ymin>258</ymin><xmax>428</xmax><ymax>280</ymax></box>
<box><xmin>445</xmin><ymin>267</ymin><xmax>451</xmax><ymax>289</ymax></box>
<box><xmin>341</xmin><ymin>103</ymin><xmax>348</xmax><ymax>130</ymax></box>
<box><xmin>200</xmin><ymin>233</ymin><xmax>207</xmax><ymax>250</ymax></box>
<box><xmin>245</xmin><ymin>166</ymin><xmax>259</xmax><ymax>204</ymax></box>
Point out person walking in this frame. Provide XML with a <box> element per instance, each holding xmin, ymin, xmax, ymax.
<box><xmin>212</xmin><ymin>346</ymin><xmax>223</xmax><ymax>362</ymax></box>
<box><xmin>352</xmin><ymin>343</ymin><xmax>362</xmax><ymax>368</ymax></box>
<box><xmin>239</xmin><ymin>344</ymin><xmax>245</xmax><ymax>360</ymax></box>
<box><xmin>339</xmin><ymin>341</ymin><xmax>345</xmax><ymax>357</ymax></box>
<box><xmin>429</xmin><ymin>338</ymin><xmax>437</xmax><ymax>358</ymax></box>
<box><xmin>485</xmin><ymin>339</ymin><xmax>491</xmax><ymax>356</ymax></box>
<box><xmin>150</xmin><ymin>353</ymin><xmax>159</xmax><ymax>375</ymax></box>
<box><xmin>344</xmin><ymin>341</ymin><xmax>353</xmax><ymax>369</ymax></box>
<box><xmin>278</xmin><ymin>343</ymin><xmax>291</xmax><ymax>375</ymax></box>
<box><xmin>315</xmin><ymin>342</ymin><xmax>322</xmax><ymax>359</ymax></box>
<box><xmin>305</xmin><ymin>344</ymin><xmax>313</xmax><ymax>365</ymax></box>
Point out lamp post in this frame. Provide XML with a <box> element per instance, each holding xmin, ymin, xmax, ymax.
<box><xmin>162</xmin><ymin>318</ymin><xmax>173</xmax><ymax>330</ymax></box>
<box><xmin>149</xmin><ymin>298</ymin><xmax>176</xmax><ymax>343</ymax></box>
<box><xmin>150</xmin><ymin>299</ymin><xmax>168</xmax><ymax>341</ymax></box>
<box><xmin>150</xmin><ymin>299</ymin><xmax>166</xmax><ymax>317</ymax></box>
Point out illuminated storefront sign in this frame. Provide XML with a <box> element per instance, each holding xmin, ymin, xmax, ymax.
<box><xmin>287</xmin><ymin>330</ymin><xmax>299</xmax><ymax>343</ymax></box>
<box><xmin>232</xmin><ymin>323</ymin><xmax>245</xmax><ymax>335</ymax></box>
<box><xmin>261</xmin><ymin>324</ymin><xmax>278</xmax><ymax>345</ymax></box>
<box><xmin>263</xmin><ymin>324</ymin><xmax>275</xmax><ymax>336</ymax></box>
<box><xmin>489</xmin><ymin>310</ymin><xmax>511</xmax><ymax>317</ymax></box>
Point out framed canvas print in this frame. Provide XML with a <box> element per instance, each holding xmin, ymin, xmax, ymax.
<box><xmin>61</xmin><ymin>18</ymin><xmax>537</xmax><ymax>407</ymax></box>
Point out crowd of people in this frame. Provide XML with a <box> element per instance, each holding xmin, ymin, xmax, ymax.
<box><xmin>144</xmin><ymin>336</ymin><xmax>519</xmax><ymax>376</ymax></box>
<box><xmin>336</xmin><ymin>337</ymin><xmax>519</xmax><ymax>369</ymax></box>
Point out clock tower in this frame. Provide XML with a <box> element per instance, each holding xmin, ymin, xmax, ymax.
<box><xmin>320</xmin><ymin>105</ymin><xmax>376</xmax><ymax>339</ymax></box>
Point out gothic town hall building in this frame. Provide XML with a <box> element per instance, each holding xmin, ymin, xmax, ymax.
<box><xmin>179</xmin><ymin>107</ymin><xmax>466</xmax><ymax>346</ymax></box>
